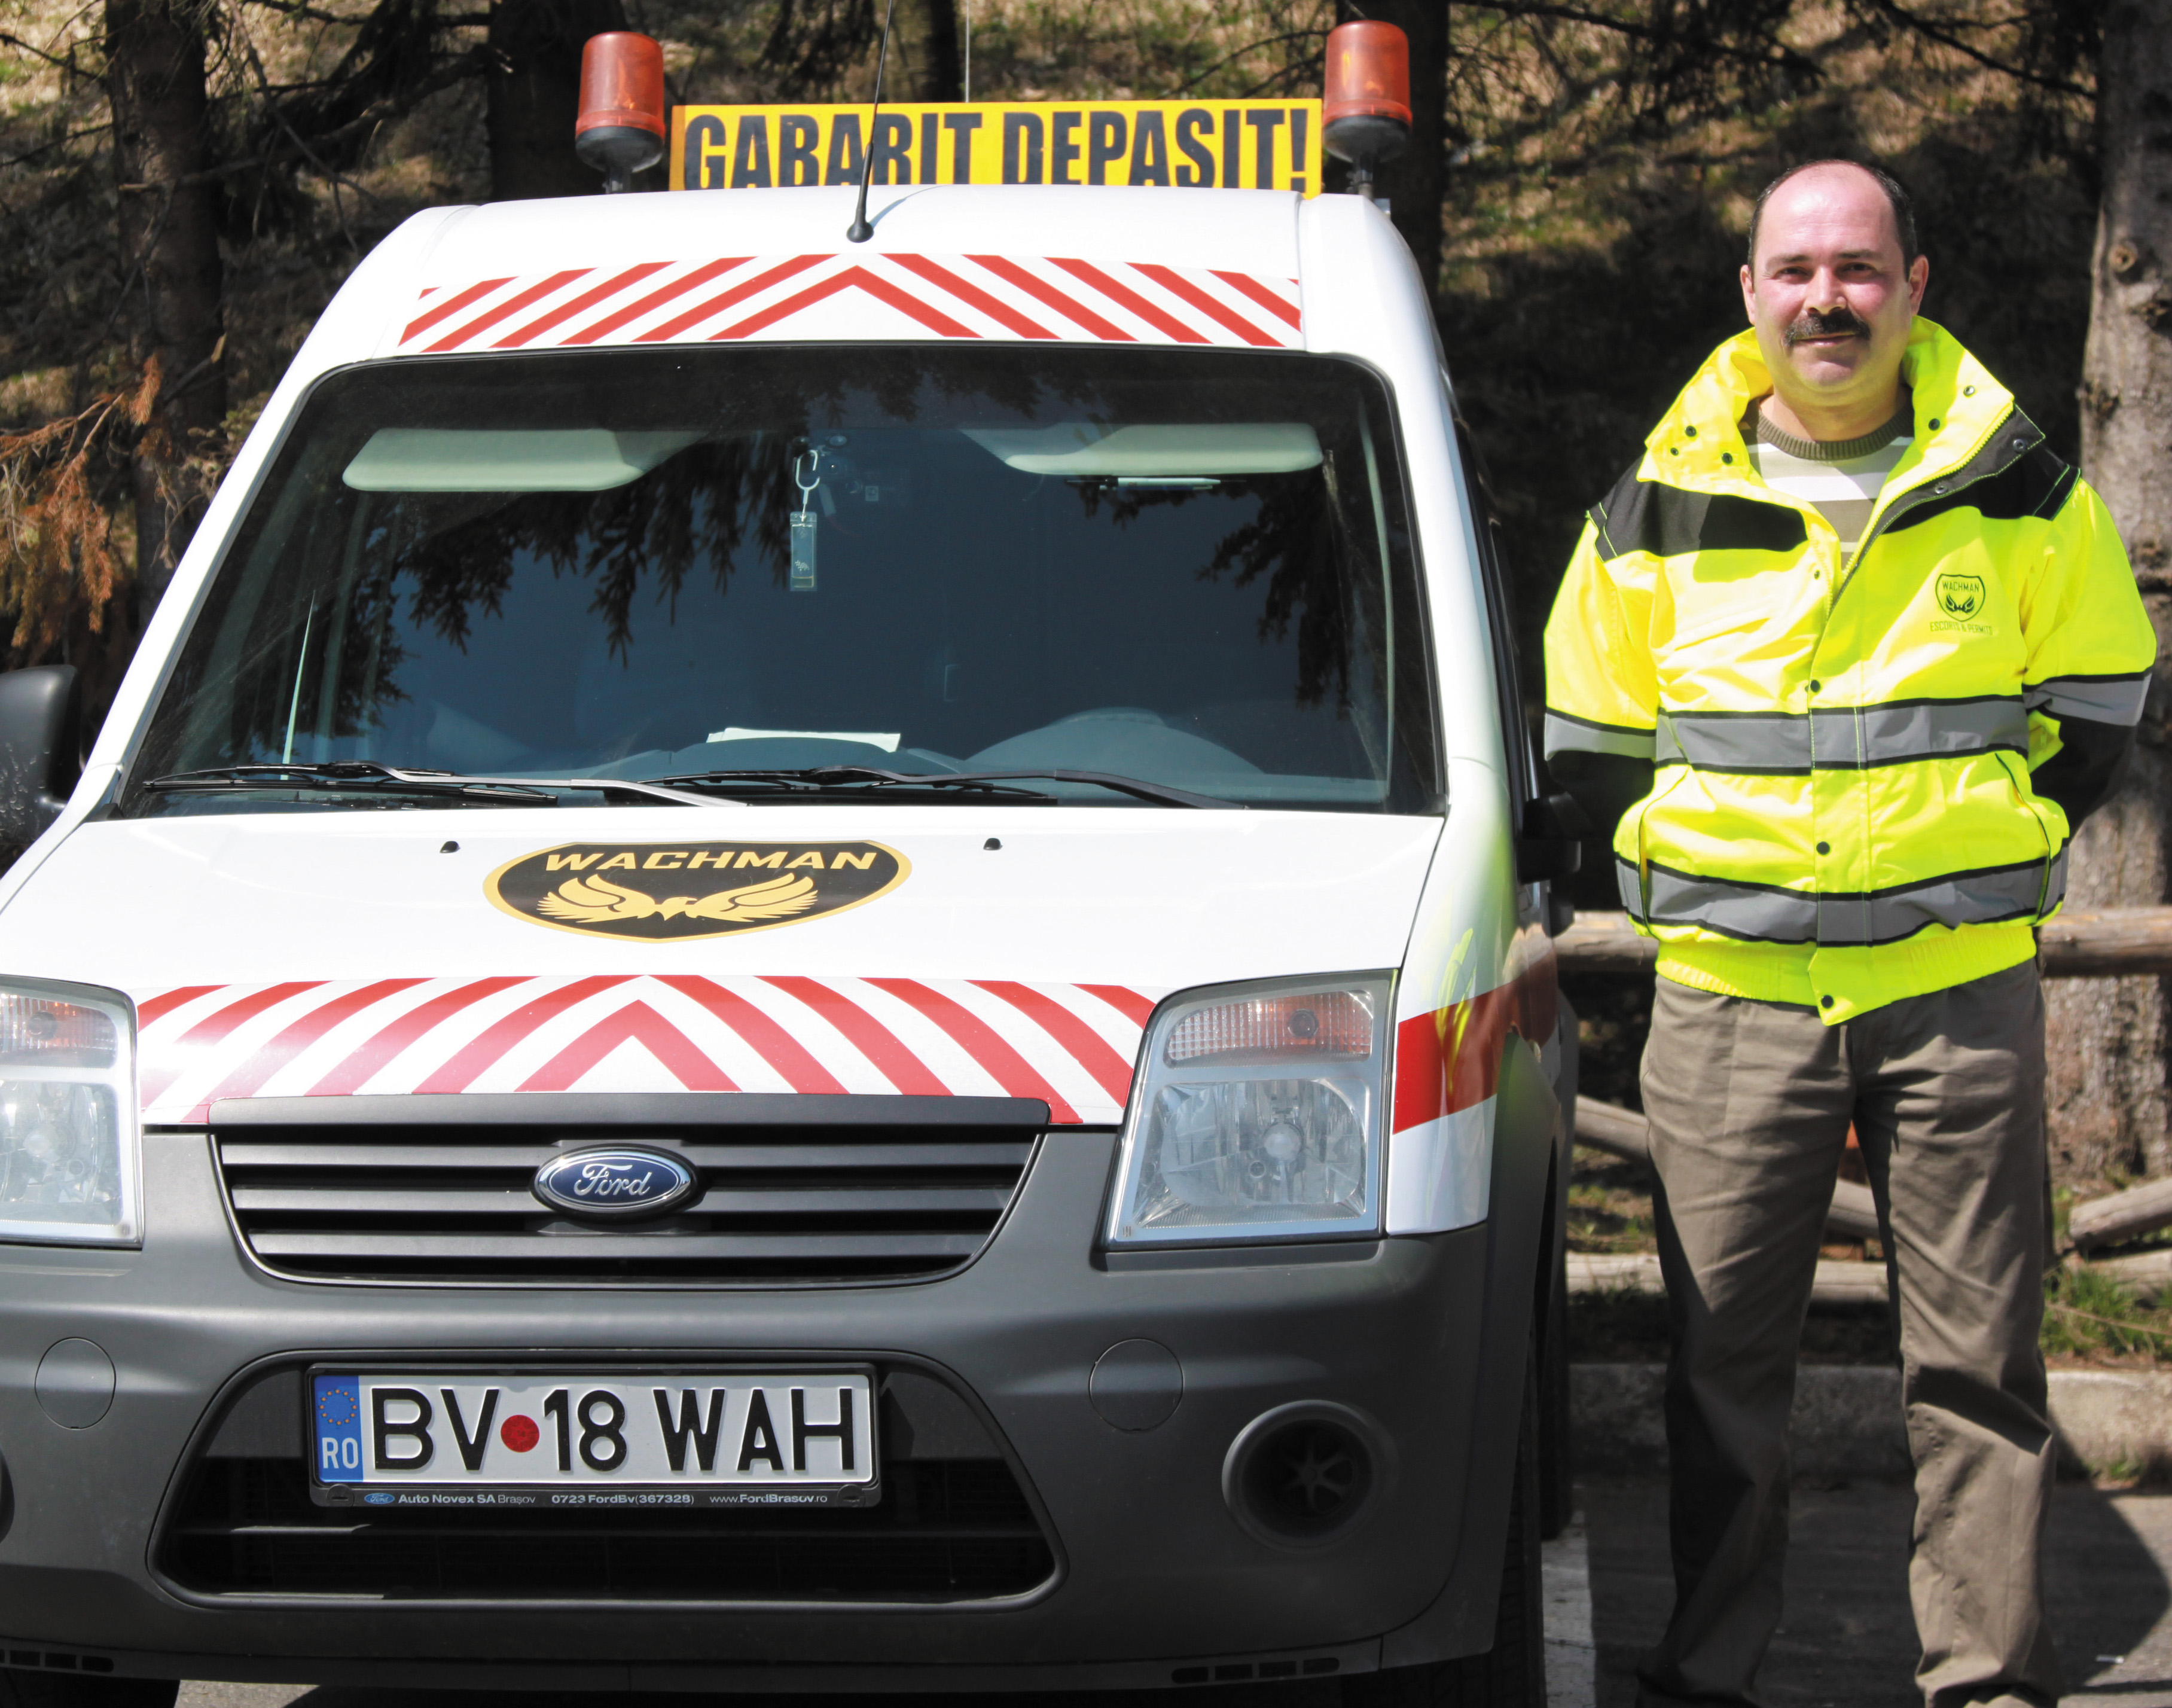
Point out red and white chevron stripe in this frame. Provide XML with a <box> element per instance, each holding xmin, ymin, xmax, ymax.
<box><xmin>393</xmin><ymin>254</ymin><xmax>1302</xmax><ymax>353</ymax></box>
<box><xmin>133</xmin><ymin>975</ymin><xmax>1160</xmax><ymax>1126</ymax></box>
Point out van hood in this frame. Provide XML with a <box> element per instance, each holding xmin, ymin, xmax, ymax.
<box><xmin>3</xmin><ymin>806</ymin><xmax>1441</xmax><ymax>1125</ymax></box>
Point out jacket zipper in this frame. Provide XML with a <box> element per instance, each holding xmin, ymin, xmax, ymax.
<box><xmin>1830</xmin><ymin>408</ymin><xmax>2039</xmax><ymax>603</ymax></box>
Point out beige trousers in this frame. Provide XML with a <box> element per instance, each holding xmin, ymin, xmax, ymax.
<box><xmin>1634</xmin><ymin>960</ymin><xmax>2059</xmax><ymax>1708</ymax></box>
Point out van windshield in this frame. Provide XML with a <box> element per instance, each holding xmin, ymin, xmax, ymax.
<box><xmin>124</xmin><ymin>345</ymin><xmax>1439</xmax><ymax>814</ymax></box>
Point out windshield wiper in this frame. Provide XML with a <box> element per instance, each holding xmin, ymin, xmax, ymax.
<box><xmin>140</xmin><ymin>762</ymin><xmax>734</xmax><ymax>808</ymax></box>
<box><xmin>639</xmin><ymin>767</ymin><xmax>1060</xmax><ymax>804</ymax></box>
<box><xmin>644</xmin><ymin>765</ymin><xmax>1241</xmax><ymax>810</ymax></box>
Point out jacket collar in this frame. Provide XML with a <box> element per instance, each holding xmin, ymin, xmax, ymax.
<box><xmin>1637</xmin><ymin>317</ymin><xmax>2021</xmax><ymax>508</ymax></box>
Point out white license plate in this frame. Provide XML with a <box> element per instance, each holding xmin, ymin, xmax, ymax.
<box><xmin>307</xmin><ymin>1370</ymin><xmax>877</xmax><ymax>1509</ymax></box>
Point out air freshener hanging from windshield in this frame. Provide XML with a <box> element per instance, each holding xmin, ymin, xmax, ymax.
<box><xmin>790</xmin><ymin>449</ymin><xmax>819</xmax><ymax>592</ymax></box>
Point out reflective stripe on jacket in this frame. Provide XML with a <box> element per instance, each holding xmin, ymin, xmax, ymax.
<box><xmin>1543</xmin><ymin>318</ymin><xmax>2155</xmax><ymax>1023</ymax></box>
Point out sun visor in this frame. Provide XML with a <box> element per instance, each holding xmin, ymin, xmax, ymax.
<box><xmin>341</xmin><ymin>429</ymin><xmax>701</xmax><ymax>492</ymax></box>
<box><xmin>962</xmin><ymin>423</ymin><xmax>1322</xmax><ymax>477</ymax></box>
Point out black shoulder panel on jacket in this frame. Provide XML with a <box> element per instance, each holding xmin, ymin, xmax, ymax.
<box><xmin>1590</xmin><ymin>468</ymin><xmax>1806</xmax><ymax>560</ymax></box>
<box><xmin>1885</xmin><ymin>443</ymin><xmax>2076</xmax><ymax>536</ymax></box>
<box><xmin>1700</xmin><ymin>495</ymin><xmax>1808</xmax><ymax>552</ymax></box>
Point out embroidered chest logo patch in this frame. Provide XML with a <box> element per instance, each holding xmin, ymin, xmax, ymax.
<box><xmin>487</xmin><ymin>842</ymin><xmax>909</xmax><ymax>940</ymax></box>
<box><xmin>1935</xmin><ymin>572</ymin><xmax>1987</xmax><ymax>620</ymax></box>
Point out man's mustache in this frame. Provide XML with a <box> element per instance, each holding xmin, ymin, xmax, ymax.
<box><xmin>1786</xmin><ymin>307</ymin><xmax>1870</xmax><ymax>345</ymax></box>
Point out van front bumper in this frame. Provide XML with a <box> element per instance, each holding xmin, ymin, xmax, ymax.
<box><xmin>0</xmin><ymin>1127</ymin><xmax>1498</xmax><ymax>1691</ymax></box>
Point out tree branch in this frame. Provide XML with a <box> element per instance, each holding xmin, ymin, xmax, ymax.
<box><xmin>236</xmin><ymin>39</ymin><xmax>500</xmax><ymax>182</ymax></box>
<box><xmin>234</xmin><ymin>1</ymin><xmax>390</xmax><ymax>22</ymax></box>
<box><xmin>1856</xmin><ymin>0</ymin><xmax>2092</xmax><ymax>97</ymax></box>
<box><xmin>0</xmin><ymin>29</ymin><xmax>76</xmax><ymax>68</ymax></box>
<box><xmin>1175</xmin><ymin>28</ymin><xmax>1326</xmax><ymax>94</ymax></box>
<box><xmin>1478</xmin><ymin>2</ymin><xmax>1818</xmax><ymax>78</ymax></box>
<box><xmin>0</xmin><ymin>123</ymin><xmax>114</xmax><ymax>171</ymax></box>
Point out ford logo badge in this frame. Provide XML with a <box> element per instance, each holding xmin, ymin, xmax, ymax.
<box><xmin>533</xmin><ymin>1148</ymin><xmax>698</xmax><ymax>1219</ymax></box>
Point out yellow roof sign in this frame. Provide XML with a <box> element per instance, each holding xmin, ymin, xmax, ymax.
<box><xmin>670</xmin><ymin>102</ymin><xmax>1324</xmax><ymax>197</ymax></box>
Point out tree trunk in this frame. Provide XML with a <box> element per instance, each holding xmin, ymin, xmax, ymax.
<box><xmin>487</xmin><ymin>0</ymin><xmax>630</xmax><ymax>202</ymax></box>
<box><xmin>1347</xmin><ymin>0</ymin><xmax>1445</xmax><ymax>303</ymax></box>
<box><xmin>923</xmin><ymin>0</ymin><xmax>963</xmax><ymax>102</ymax></box>
<box><xmin>106</xmin><ymin>0</ymin><xmax>224</xmax><ymax>625</ymax></box>
<box><xmin>2054</xmin><ymin>0</ymin><xmax>2172</xmax><ymax>1188</ymax></box>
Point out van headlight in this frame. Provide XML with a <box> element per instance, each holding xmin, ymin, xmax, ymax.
<box><xmin>0</xmin><ymin>980</ymin><xmax>139</xmax><ymax>1247</ymax></box>
<box><xmin>1105</xmin><ymin>974</ymin><xmax>1390</xmax><ymax>1248</ymax></box>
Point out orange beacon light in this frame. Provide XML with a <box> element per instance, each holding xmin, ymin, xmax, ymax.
<box><xmin>575</xmin><ymin>32</ymin><xmax>666</xmax><ymax>193</ymax></box>
<box><xmin>1322</xmin><ymin>21</ymin><xmax>1411</xmax><ymax>199</ymax></box>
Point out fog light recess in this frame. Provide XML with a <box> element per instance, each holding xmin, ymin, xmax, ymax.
<box><xmin>1221</xmin><ymin>1400</ymin><xmax>1389</xmax><ymax>1549</ymax></box>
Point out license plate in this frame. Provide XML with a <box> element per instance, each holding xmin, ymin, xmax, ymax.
<box><xmin>306</xmin><ymin>1368</ymin><xmax>877</xmax><ymax>1509</ymax></box>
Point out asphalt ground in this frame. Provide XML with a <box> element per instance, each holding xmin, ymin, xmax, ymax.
<box><xmin>1579</xmin><ymin>1477</ymin><xmax>2172</xmax><ymax>1708</ymax></box>
<box><xmin>174</xmin><ymin>1477</ymin><xmax>2172</xmax><ymax>1708</ymax></box>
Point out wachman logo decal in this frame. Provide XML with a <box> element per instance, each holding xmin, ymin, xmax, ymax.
<box><xmin>1935</xmin><ymin>572</ymin><xmax>1987</xmax><ymax>620</ymax></box>
<box><xmin>487</xmin><ymin>841</ymin><xmax>908</xmax><ymax>941</ymax></box>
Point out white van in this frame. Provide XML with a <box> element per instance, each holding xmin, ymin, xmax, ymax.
<box><xmin>0</xmin><ymin>42</ymin><xmax>1580</xmax><ymax>1705</ymax></box>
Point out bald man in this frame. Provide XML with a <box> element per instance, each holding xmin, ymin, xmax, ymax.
<box><xmin>1545</xmin><ymin>161</ymin><xmax>2155</xmax><ymax>1707</ymax></box>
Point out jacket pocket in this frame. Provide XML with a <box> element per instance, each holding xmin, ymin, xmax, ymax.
<box><xmin>1619</xmin><ymin>767</ymin><xmax>1695</xmax><ymax>928</ymax></box>
<box><xmin>1993</xmin><ymin>751</ymin><xmax>2060</xmax><ymax>921</ymax></box>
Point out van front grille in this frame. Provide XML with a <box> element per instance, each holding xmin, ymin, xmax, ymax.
<box><xmin>208</xmin><ymin>1093</ymin><xmax>1044</xmax><ymax>1285</ymax></box>
<box><xmin>160</xmin><ymin>1455</ymin><xmax>1054</xmax><ymax>1603</ymax></box>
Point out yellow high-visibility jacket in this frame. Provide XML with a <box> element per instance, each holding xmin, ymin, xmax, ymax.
<box><xmin>1543</xmin><ymin>318</ymin><xmax>2156</xmax><ymax>1023</ymax></box>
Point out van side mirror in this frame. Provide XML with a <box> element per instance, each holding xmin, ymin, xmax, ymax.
<box><xmin>1516</xmin><ymin>791</ymin><xmax>1587</xmax><ymax>885</ymax></box>
<box><xmin>0</xmin><ymin>666</ymin><xmax>83</xmax><ymax>853</ymax></box>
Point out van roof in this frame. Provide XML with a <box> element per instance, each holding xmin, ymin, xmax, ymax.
<box><xmin>353</xmin><ymin>185</ymin><xmax>1312</xmax><ymax>361</ymax></box>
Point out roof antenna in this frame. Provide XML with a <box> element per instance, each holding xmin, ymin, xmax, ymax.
<box><xmin>846</xmin><ymin>0</ymin><xmax>901</xmax><ymax>243</ymax></box>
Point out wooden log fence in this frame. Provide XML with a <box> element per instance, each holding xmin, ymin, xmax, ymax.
<box><xmin>1569</xmin><ymin>1108</ymin><xmax>2172</xmax><ymax>1297</ymax></box>
<box><xmin>2095</xmin><ymin>1249</ymin><xmax>2172</xmax><ymax>1304</ymax></box>
<box><xmin>2067</xmin><ymin>1178</ymin><xmax>2172</xmax><ymax>1253</ymax></box>
<box><xmin>1575</xmin><ymin>1098</ymin><xmax>1881</xmax><ymax>1242</ymax></box>
<box><xmin>1568</xmin><ymin>1250</ymin><xmax>1890</xmax><ymax>1306</ymax></box>
<box><xmin>1561</xmin><ymin>911</ymin><xmax>2172</xmax><ymax>1268</ymax></box>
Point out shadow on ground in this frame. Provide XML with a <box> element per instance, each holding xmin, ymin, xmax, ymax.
<box><xmin>191</xmin><ymin>1688</ymin><xmax>1337</xmax><ymax>1708</ymax></box>
<box><xmin>1583</xmin><ymin>1477</ymin><xmax>2172</xmax><ymax>1707</ymax></box>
